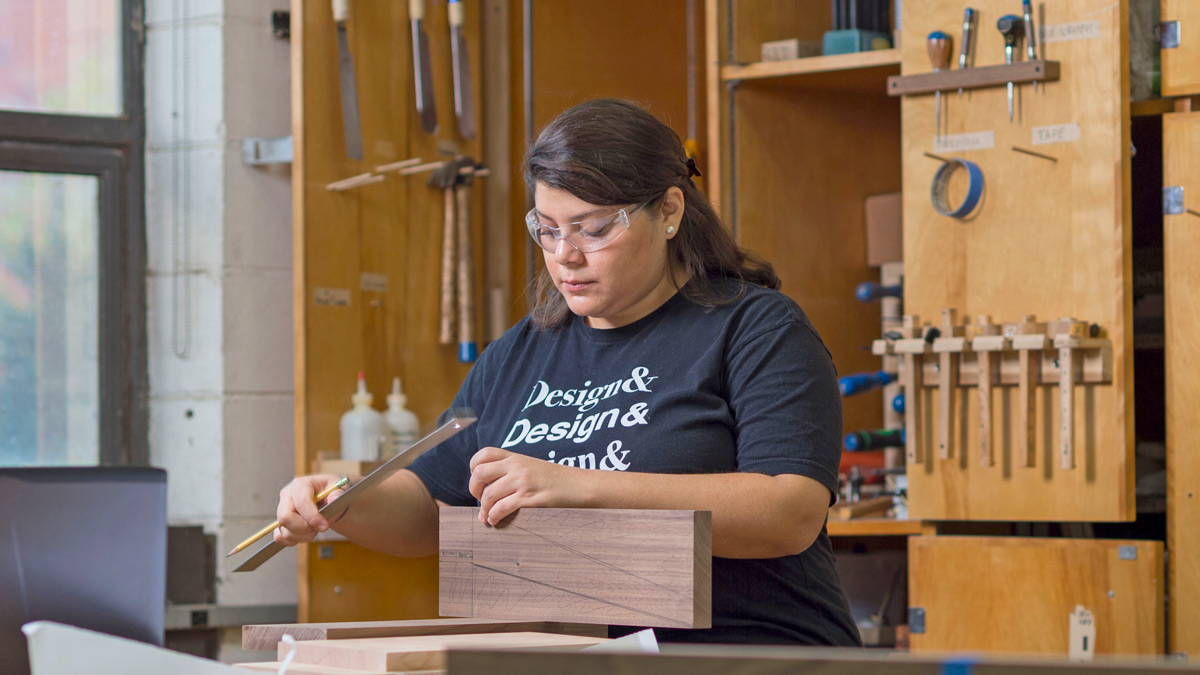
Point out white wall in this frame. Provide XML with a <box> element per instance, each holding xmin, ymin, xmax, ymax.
<box><xmin>144</xmin><ymin>0</ymin><xmax>296</xmax><ymax>610</ymax></box>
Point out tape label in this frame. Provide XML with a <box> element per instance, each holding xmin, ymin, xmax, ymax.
<box><xmin>1040</xmin><ymin>21</ymin><xmax>1102</xmax><ymax>44</ymax></box>
<box><xmin>314</xmin><ymin>287</ymin><xmax>351</xmax><ymax>307</ymax></box>
<box><xmin>934</xmin><ymin>131</ymin><xmax>995</xmax><ymax>153</ymax></box>
<box><xmin>361</xmin><ymin>272</ymin><xmax>388</xmax><ymax>292</ymax></box>
<box><xmin>1032</xmin><ymin>123</ymin><xmax>1082</xmax><ymax>146</ymax></box>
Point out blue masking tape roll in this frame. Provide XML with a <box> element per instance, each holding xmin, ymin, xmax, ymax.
<box><xmin>930</xmin><ymin>158</ymin><xmax>984</xmax><ymax>219</ymax></box>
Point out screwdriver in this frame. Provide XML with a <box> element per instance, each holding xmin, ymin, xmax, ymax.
<box><xmin>997</xmin><ymin>15</ymin><xmax>1024</xmax><ymax>124</ymax></box>
<box><xmin>927</xmin><ymin>31</ymin><xmax>952</xmax><ymax>139</ymax></box>
<box><xmin>1023</xmin><ymin>0</ymin><xmax>1039</xmax><ymax>92</ymax></box>
<box><xmin>958</xmin><ymin>8</ymin><xmax>976</xmax><ymax>98</ymax></box>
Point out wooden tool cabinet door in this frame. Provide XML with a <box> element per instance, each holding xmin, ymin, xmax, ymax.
<box><xmin>1164</xmin><ymin>111</ymin><xmax>1200</xmax><ymax>655</ymax></box>
<box><xmin>900</xmin><ymin>0</ymin><xmax>1133</xmax><ymax>521</ymax></box>
<box><xmin>908</xmin><ymin>537</ymin><xmax>1164</xmax><ymax>655</ymax></box>
<box><xmin>1161</xmin><ymin>0</ymin><xmax>1200</xmax><ymax>96</ymax></box>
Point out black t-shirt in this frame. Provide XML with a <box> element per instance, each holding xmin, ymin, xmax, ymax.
<box><xmin>409</xmin><ymin>278</ymin><xmax>862</xmax><ymax>647</ymax></box>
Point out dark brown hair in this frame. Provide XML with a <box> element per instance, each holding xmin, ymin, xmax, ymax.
<box><xmin>523</xmin><ymin>98</ymin><xmax>779</xmax><ymax>329</ymax></box>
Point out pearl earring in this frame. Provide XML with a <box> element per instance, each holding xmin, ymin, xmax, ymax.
<box><xmin>667</xmin><ymin>226</ymin><xmax>675</xmax><ymax>234</ymax></box>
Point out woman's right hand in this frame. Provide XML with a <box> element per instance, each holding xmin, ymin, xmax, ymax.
<box><xmin>273</xmin><ymin>474</ymin><xmax>351</xmax><ymax>546</ymax></box>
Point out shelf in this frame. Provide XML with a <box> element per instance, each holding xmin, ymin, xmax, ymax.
<box><xmin>720</xmin><ymin>49</ymin><xmax>900</xmax><ymax>92</ymax></box>
<box><xmin>887</xmin><ymin>60</ymin><xmax>1060</xmax><ymax>97</ymax></box>
<box><xmin>827</xmin><ymin>518</ymin><xmax>936</xmax><ymax>537</ymax></box>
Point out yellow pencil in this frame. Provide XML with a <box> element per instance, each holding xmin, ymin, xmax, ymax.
<box><xmin>226</xmin><ymin>475</ymin><xmax>350</xmax><ymax>557</ymax></box>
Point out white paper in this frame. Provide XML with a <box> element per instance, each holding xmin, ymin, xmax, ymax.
<box><xmin>24</xmin><ymin>621</ymin><xmax>237</xmax><ymax>675</ymax></box>
<box><xmin>582</xmin><ymin>628</ymin><xmax>660</xmax><ymax>654</ymax></box>
<box><xmin>1032</xmin><ymin>123</ymin><xmax>1082</xmax><ymax>146</ymax></box>
<box><xmin>934</xmin><ymin>131</ymin><xmax>995</xmax><ymax>153</ymax></box>
<box><xmin>1040</xmin><ymin>21</ymin><xmax>1103</xmax><ymax>44</ymax></box>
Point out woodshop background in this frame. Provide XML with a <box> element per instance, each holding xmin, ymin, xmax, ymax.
<box><xmin>289</xmin><ymin>0</ymin><xmax>1200</xmax><ymax>658</ymax></box>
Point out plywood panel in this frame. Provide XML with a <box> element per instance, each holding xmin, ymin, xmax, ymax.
<box><xmin>243</xmin><ymin>618</ymin><xmax>607</xmax><ymax>651</ymax></box>
<box><xmin>282</xmin><ymin>632</ymin><xmax>606</xmax><ymax>672</ymax></box>
<box><xmin>900</xmin><ymin>0</ymin><xmax>1133</xmax><ymax>521</ymax></box>
<box><xmin>305</xmin><ymin>543</ymin><xmax>439</xmax><ymax>624</ymax></box>
<box><xmin>1161</xmin><ymin>0</ymin><xmax>1200</xmax><ymax>96</ymax></box>
<box><xmin>1164</xmin><ymin>111</ymin><xmax>1200</xmax><ymax>655</ymax></box>
<box><xmin>909</xmin><ymin>537</ymin><xmax>1164</xmax><ymax>655</ymax></box>
<box><xmin>293</xmin><ymin>0</ymin><xmax>484</xmax><ymax>622</ymax></box>
<box><xmin>439</xmin><ymin>507</ymin><xmax>711</xmax><ymax>629</ymax></box>
<box><xmin>733</xmin><ymin>85</ymin><xmax>901</xmax><ymax>439</ymax></box>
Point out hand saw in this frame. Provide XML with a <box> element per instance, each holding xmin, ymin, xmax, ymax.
<box><xmin>332</xmin><ymin>0</ymin><xmax>363</xmax><ymax>159</ymax></box>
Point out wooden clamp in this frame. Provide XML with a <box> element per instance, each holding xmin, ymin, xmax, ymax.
<box><xmin>894</xmin><ymin>315</ymin><xmax>932</xmax><ymax>465</ymax></box>
<box><xmin>931</xmin><ymin>308</ymin><xmax>965</xmax><ymax>461</ymax></box>
<box><xmin>967</xmin><ymin>315</ymin><xmax>1003</xmax><ymax>467</ymax></box>
<box><xmin>1005</xmin><ymin>315</ymin><xmax>1047</xmax><ymax>468</ymax></box>
<box><xmin>1048</xmin><ymin>318</ymin><xmax>1090</xmax><ymax>470</ymax></box>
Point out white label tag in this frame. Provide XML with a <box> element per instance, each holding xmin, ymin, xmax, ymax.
<box><xmin>1041</xmin><ymin>21</ymin><xmax>1103</xmax><ymax>44</ymax></box>
<box><xmin>934</xmin><ymin>131</ymin><xmax>995</xmax><ymax>153</ymax></box>
<box><xmin>314</xmin><ymin>287</ymin><xmax>351</xmax><ymax>307</ymax></box>
<box><xmin>1068</xmin><ymin>605</ymin><xmax>1096</xmax><ymax>663</ymax></box>
<box><xmin>360</xmin><ymin>272</ymin><xmax>388</xmax><ymax>293</ymax></box>
<box><xmin>1032</xmin><ymin>123</ymin><xmax>1082</xmax><ymax>146</ymax></box>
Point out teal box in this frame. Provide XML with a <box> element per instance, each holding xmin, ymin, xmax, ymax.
<box><xmin>822</xmin><ymin>29</ymin><xmax>892</xmax><ymax>55</ymax></box>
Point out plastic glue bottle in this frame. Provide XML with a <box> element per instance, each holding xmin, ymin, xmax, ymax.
<box><xmin>339</xmin><ymin>372</ymin><xmax>384</xmax><ymax>461</ymax></box>
<box><xmin>384</xmin><ymin>377</ymin><xmax>420</xmax><ymax>458</ymax></box>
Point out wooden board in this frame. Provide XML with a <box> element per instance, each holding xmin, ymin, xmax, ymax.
<box><xmin>900</xmin><ymin>0</ymin><xmax>1133</xmax><ymax>521</ymax></box>
<box><xmin>303</xmin><ymin>542</ymin><xmax>438</xmax><ymax>624</ymax></box>
<box><xmin>908</xmin><ymin>537</ymin><xmax>1164</xmax><ymax>655</ymax></box>
<box><xmin>281</xmin><ymin>632</ymin><xmax>607</xmax><ymax>672</ymax></box>
<box><xmin>439</xmin><ymin>507</ymin><xmax>711</xmax><ymax>629</ymax></box>
<box><xmin>1162</xmin><ymin>0</ymin><xmax>1200</xmax><ymax>96</ymax></box>
<box><xmin>1164</xmin><ymin>111</ymin><xmax>1200</xmax><ymax>655</ymax></box>
<box><xmin>234</xmin><ymin>663</ymin><xmax>406</xmax><ymax>675</ymax></box>
<box><xmin>243</xmin><ymin>618</ymin><xmax>607</xmax><ymax>651</ymax></box>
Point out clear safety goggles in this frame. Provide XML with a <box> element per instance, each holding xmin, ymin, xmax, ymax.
<box><xmin>524</xmin><ymin>203</ymin><xmax>643</xmax><ymax>254</ymax></box>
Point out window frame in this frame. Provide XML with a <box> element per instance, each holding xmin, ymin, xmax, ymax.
<box><xmin>0</xmin><ymin>0</ymin><xmax>146</xmax><ymax>466</ymax></box>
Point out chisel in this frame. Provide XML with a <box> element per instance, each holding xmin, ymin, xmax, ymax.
<box><xmin>410</xmin><ymin>0</ymin><xmax>438</xmax><ymax>134</ymax></box>
<box><xmin>926</xmin><ymin>32</ymin><xmax>952</xmax><ymax>140</ymax></box>
<box><xmin>1023</xmin><ymin>0</ymin><xmax>1039</xmax><ymax>92</ymax></box>
<box><xmin>957</xmin><ymin>8</ymin><xmax>976</xmax><ymax>98</ymax></box>
<box><xmin>332</xmin><ymin>0</ymin><xmax>363</xmax><ymax>159</ymax></box>
<box><xmin>448</xmin><ymin>0</ymin><xmax>477</xmax><ymax>139</ymax></box>
<box><xmin>997</xmin><ymin>15</ymin><xmax>1024</xmax><ymax>124</ymax></box>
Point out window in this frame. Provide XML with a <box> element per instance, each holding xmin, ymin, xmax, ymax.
<box><xmin>0</xmin><ymin>1</ymin><xmax>145</xmax><ymax>466</ymax></box>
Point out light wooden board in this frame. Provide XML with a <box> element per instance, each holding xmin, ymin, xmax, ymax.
<box><xmin>293</xmin><ymin>0</ymin><xmax>483</xmax><ymax>622</ymax></box>
<box><xmin>1162</xmin><ymin>0</ymin><xmax>1200</xmax><ymax>96</ymax></box>
<box><xmin>281</xmin><ymin>632</ymin><xmax>607</xmax><ymax>672</ymax></box>
<box><xmin>900</xmin><ymin>0</ymin><xmax>1133</xmax><ymax>521</ymax></box>
<box><xmin>242</xmin><ymin>618</ymin><xmax>607</xmax><ymax>651</ymax></box>
<box><xmin>1164</xmin><ymin>111</ymin><xmax>1200</xmax><ymax>655</ymax></box>
<box><xmin>909</xmin><ymin>536</ymin><xmax>1163</xmax><ymax>654</ymax></box>
<box><xmin>445</xmin><ymin>646</ymin><xmax>1197</xmax><ymax>675</ymax></box>
<box><xmin>304</xmin><ymin>542</ymin><xmax>438</xmax><ymax>624</ymax></box>
<box><xmin>439</xmin><ymin>507</ymin><xmax>711</xmax><ymax>629</ymax></box>
<box><xmin>234</xmin><ymin>662</ymin><xmax>413</xmax><ymax>675</ymax></box>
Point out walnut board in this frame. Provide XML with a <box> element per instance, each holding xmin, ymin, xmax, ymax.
<box><xmin>908</xmin><ymin>536</ymin><xmax>1164</xmax><ymax>654</ymax></box>
<box><xmin>242</xmin><ymin>618</ymin><xmax>607</xmax><ymax>651</ymax></box>
<box><xmin>1164</xmin><ymin>111</ymin><xmax>1200</xmax><ymax>655</ymax></box>
<box><xmin>1162</xmin><ymin>0</ymin><xmax>1200</xmax><ymax>96</ymax></box>
<box><xmin>439</xmin><ymin>507</ymin><xmax>712</xmax><ymax>629</ymax></box>
<box><xmin>279</xmin><ymin>632</ymin><xmax>607</xmax><ymax>672</ymax></box>
<box><xmin>900</xmin><ymin>0</ymin><xmax>1133</xmax><ymax>521</ymax></box>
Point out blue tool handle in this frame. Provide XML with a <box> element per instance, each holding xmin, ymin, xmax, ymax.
<box><xmin>458</xmin><ymin>341</ymin><xmax>477</xmax><ymax>363</ymax></box>
<box><xmin>855</xmin><ymin>281</ymin><xmax>903</xmax><ymax>302</ymax></box>
<box><xmin>892</xmin><ymin>393</ymin><xmax>905</xmax><ymax>414</ymax></box>
<box><xmin>844</xmin><ymin>428</ymin><xmax>906</xmax><ymax>451</ymax></box>
<box><xmin>838</xmin><ymin>370</ymin><xmax>897</xmax><ymax>397</ymax></box>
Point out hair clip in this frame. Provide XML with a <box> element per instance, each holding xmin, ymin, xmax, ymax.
<box><xmin>685</xmin><ymin>156</ymin><xmax>703</xmax><ymax>178</ymax></box>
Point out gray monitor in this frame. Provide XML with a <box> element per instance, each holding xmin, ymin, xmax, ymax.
<box><xmin>0</xmin><ymin>467</ymin><xmax>167</xmax><ymax>675</ymax></box>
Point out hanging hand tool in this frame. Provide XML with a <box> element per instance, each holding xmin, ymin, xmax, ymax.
<box><xmin>968</xmin><ymin>315</ymin><xmax>1003</xmax><ymax>468</ymax></box>
<box><xmin>1005</xmin><ymin>315</ymin><xmax>1046</xmax><ymax>467</ymax></box>
<box><xmin>926</xmin><ymin>31</ymin><xmax>952</xmax><ymax>139</ymax></box>
<box><xmin>844</xmin><ymin>428</ymin><xmax>905</xmax><ymax>452</ymax></box>
<box><xmin>855</xmin><ymin>281</ymin><xmax>903</xmax><ymax>302</ymax></box>
<box><xmin>957</xmin><ymin>8</ymin><xmax>976</xmax><ymax>98</ymax></box>
<box><xmin>448</xmin><ymin>0</ymin><xmax>477</xmax><ymax>139</ymax></box>
<box><xmin>997</xmin><ymin>14</ymin><xmax>1024</xmax><ymax>124</ymax></box>
<box><xmin>1023</xmin><ymin>0</ymin><xmax>1039</xmax><ymax>93</ymax></box>
<box><xmin>332</xmin><ymin>0</ymin><xmax>363</xmax><ymax>159</ymax></box>
<box><xmin>409</xmin><ymin>0</ymin><xmax>438</xmax><ymax>134</ymax></box>
<box><xmin>455</xmin><ymin>161</ymin><xmax>478</xmax><ymax>362</ymax></box>
<box><xmin>839</xmin><ymin>371</ymin><xmax>897</xmax><ymax>397</ymax></box>
<box><xmin>1049</xmin><ymin>318</ymin><xmax>1087</xmax><ymax>470</ymax></box>
<box><xmin>429</xmin><ymin>162</ymin><xmax>460</xmax><ymax>346</ymax></box>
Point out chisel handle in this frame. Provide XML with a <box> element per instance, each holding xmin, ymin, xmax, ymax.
<box><xmin>439</xmin><ymin>187</ymin><xmax>456</xmax><ymax>345</ymax></box>
<box><xmin>456</xmin><ymin>182</ymin><xmax>477</xmax><ymax>363</ymax></box>
<box><xmin>855</xmin><ymin>281</ymin><xmax>903</xmax><ymax>302</ymax></box>
<box><xmin>1023</xmin><ymin>0</ymin><xmax>1038</xmax><ymax>60</ymax></box>
<box><xmin>409</xmin><ymin>0</ymin><xmax>425</xmax><ymax>21</ymax></box>
<box><xmin>839</xmin><ymin>370</ymin><xmax>897</xmax><ymax>397</ymax></box>
<box><xmin>958</xmin><ymin>8</ymin><xmax>975</xmax><ymax>70</ymax></box>
<box><xmin>448</xmin><ymin>0</ymin><xmax>464</xmax><ymax>27</ymax></box>
<box><xmin>844</xmin><ymin>428</ymin><xmax>906</xmax><ymax>452</ymax></box>
<box><xmin>332</xmin><ymin>0</ymin><xmax>349</xmax><ymax>22</ymax></box>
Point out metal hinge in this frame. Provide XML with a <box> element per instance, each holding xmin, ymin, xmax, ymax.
<box><xmin>1165</xmin><ymin>186</ymin><xmax>1185</xmax><ymax>215</ymax></box>
<box><xmin>242</xmin><ymin>136</ymin><xmax>293</xmax><ymax>166</ymax></box>
<box><xmin>908</xmin><ymin>607</ymin><xmax>926</xmax><ymax>634</ymax></box>
<box><xmin>1159</xmin><ymin>21</ymin><xmax>1181</xmax><ymax>49</ymax></box>
<box><xmin>1119</xmin><ymin>545</ymin><xmax>1138</xmax><ymax>561</ymax></box>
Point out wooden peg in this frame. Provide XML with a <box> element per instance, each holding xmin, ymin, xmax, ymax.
<box><xmin>970</xmin><ymin>315</ymin><xmax>1002</xmax><ymax>467</ymax></box>
<box><xmin>1006</xmin><ymin>314</ymin><xmax>1046</xmax><ymax>468</ymax></box>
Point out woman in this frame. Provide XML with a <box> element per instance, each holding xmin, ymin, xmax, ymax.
<box><xmin>275</xmin><ymin>99</ymin><xmax>861</xmax><ymax>647</ymax></box>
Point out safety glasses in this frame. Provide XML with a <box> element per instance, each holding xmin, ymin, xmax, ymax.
<box><xmin>524</xmin><ymin>203</ymin><xmax>643</xmax><ymax>254</ymax></box>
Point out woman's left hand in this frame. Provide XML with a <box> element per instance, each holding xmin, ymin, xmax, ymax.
<box><xmin>468</xmin><ymin>447</ymin><xmax>581</xmax><ymax>525</ymax></box>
